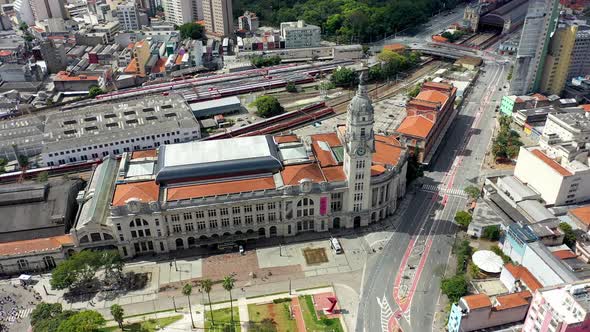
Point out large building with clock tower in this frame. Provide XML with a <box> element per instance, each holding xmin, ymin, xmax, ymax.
<box><xmin>65</xmin><ymin>79</ymin><xmax>409</xmax><ymax>258</ymax></box>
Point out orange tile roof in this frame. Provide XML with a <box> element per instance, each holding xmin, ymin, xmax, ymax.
<box><xmin>373</xmin><ymin>140</ymin><xmax>403</xmax><ymax>166</ymax></box>
<box><xmin>581</xmin><ymin>104</ymin><xmax>590</xmax><ymax>112</ymax></box>
<box><xmin>416</xmin><ymin>90</ymin><xmax>449</xmax><ymax>105</ymax></box>
<box><xmin>383</xmin><ymin>43</ymin><xmax>407</xmax><ymax>53</ymax></box>
<box><xmin>494</xmin><ymin>291</ymin><xmax>532</xmax><ymax>311</ymax></box>
<box><xmin>274</xmin><ymin>135</ymin><xmax>300</xmax><ymax>144</ymax></box>
<box><xmin>371</xmin><ymin>165</ymin><xmax>386</xmax><ymax>176</ymax></box>
<box><xmin>127</xmin><ymin>43</ymin><xmax>135</xmax><ymax>49</ymax></box>
<box><xmin>55</xmin><ymin>71</ymin><xmax>99</xmax><ymax>81</ymax></box>
<box><xmin>530</xmin><ymin>149</ymin><xmax>573</xmax><ymax>176</ymax></box>
<box><xmin>311</xmin><ymin>133</ymin><xmax>342</xmax><ymax>167</ymax></box>
<box><xmin>152</xmin><ymin>58</ymin><xmax>167</xmax><ymax>74</ymax></box>
<box><xmin>124</xmin><ymin>58</ymin><xmax>138</xmax><ymax>74</ymax></box>
<box><xmin>423</xmin><ymin>81</ymin><xmax>453</xmax><ymax>91</ymax></box>
<box><xmin>322</xmin><ymin>166</ymin><xmax>346</xmax><ymax>182</ymax></box>
<box><xmin>553</xmin><ymin>249</ymin><xmax>578</xmax><ymax>260</ymax></box>
<box><xmin>531</xmin><ymin>93</ymin><xmax>549</xmax><ymax>101</ymax></box>
<box><xmin>407</xmin><ymin>99</ymin><xmax>440</xmax><ymax>110</ymax></box>
<box><xmin>504</xmin><ymin>263</ymin><xmax>542</xmax><ymax>292</ymax></box>
<box><xmin>175</xmin><ymin>54</ymin><xmax>183</xmax><ymax>65</ymax></box>
<box><xmin>131</xmin><ymin>149</ymin><xmax>157</xmax><ymax>159</ymax></box>
<box><xmin>396</xmin><ymin>115</ymin><xmax>435</xmax><ymax>139</ymax></box>
<box><xmin>281</xmin><ymin>163</ymin><xmax>325</xmax><ymax>185</ymax></box>
<box><xmin>311</xmin><ymin>133</ymin><xmax>341</xmax><ymax>147</ymax></box>
<box><xmin>375</xmin><ymin>135</ymin><xmax>401</xmax><ymax>146</ymax></box>
<box><xmin>0</xmin><ymin>50</ymin><xmax>12</xmax><ymax>56</ymax></box>
<box><xmin>570</xmin><ymin>205</ymin><xmax>590</xmax><ymax>226</ymax></box>
<box><xmin>167</xmin><ymin>177</ymin><xmax>276</xmax><ymax>200</ymax></box>
<box><xmin>112</xmin><ymin>181</ymin><xmax>160</xmax><ymax>206</ymax></box>
<box><xmin>463</xmin><ymin>294</ymin><xmax>492</xmax><ymax>310</ymax></box>
<box><xmin>0</xmin><ymin>235</ymin><xmax>73</xmax><ymax>256</ymax></box>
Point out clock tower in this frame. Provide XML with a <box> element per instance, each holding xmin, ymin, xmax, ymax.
<box><xmin>343</xmin><ymin>73</ymin><xmax>375</xmax><ymax>214</ymax></box>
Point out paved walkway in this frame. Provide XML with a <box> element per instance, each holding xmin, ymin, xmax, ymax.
<box><xmin>237</xmin><ymin>297</ymin><xmax>249</xmax><ymax>331</ymax></box>
<box><xmin>290</xmin><ymin>296</ymin><xmax>307</xmax><ymax>332</ymax></box>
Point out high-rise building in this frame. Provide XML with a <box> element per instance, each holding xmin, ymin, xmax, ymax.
<box><xmin>540</xmin><ymin>24</ymin><xmax>578</xmax><ymax>95</ymax></box>
<box><xmin>129</xmin><ymin>40</ymin><xmax>150</xmax><ymax>76</ymax></box>
<box><xmin>39</xmin><ymin>39</ymin><xmax>67</xmax><ymax>74</ymax></box>
<box><xmin>510</xmin><ymin>0</ymin><xmax>560</xmax><ymax>95</ymax></box>
<box><xmin>162</xmin><ymin>0</ymin><xmax>193</xmax><ymax>26</ymax></box>
<box><xmin>117</xmin><ymin>1</ymin><xmax>141</xmax><ymax>30</ymax></box>
<box><xmin>29</xmin><ymin>0</ymin><xmax>69</xmax><ymax>21</ymax></box>
<box><xmin>238</xmin><ymin>11</ymin><xmax>258</xmax><ymax>32</ymax></box>
<box><xmin>202</xmin><ymin>0</ymin><xmax>233</xmax><ymax>36</ymax></box>
<box><xmin>568</xmin><ymin>27</ymin><xmax>590</xmax><ymax>81</ymax></box>
<box><xmin>191</xmin><ymin>0</ymin><xmax>203</xmax><ymax>21</ymax></box>
<box><xmin>280</xmin><ymin>20</ymin><xmax>321</xmax><ymax>49</ymax></box>
<box><xmin>13</xmin><ymin>0</ymin><xmax>34</xmax><ymax>24</ymax></box>
<box><xmin>522</xmin><ymin>280</ymin><xmax>590</xmax><ymax>332</ymax></box>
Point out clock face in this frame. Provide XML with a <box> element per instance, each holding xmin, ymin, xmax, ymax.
<box><xmin>356</xmin><ymin>146</ymin><xmax>366</xmax><ymax>156</ymax></box>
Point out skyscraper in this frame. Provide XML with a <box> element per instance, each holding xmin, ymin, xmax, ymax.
<box><xmin>510</xmin><ymin>0</ymin><xmax>560</xmax><ymax>95</ymax></box>
<box><xmin>29</xmin><ymin>0</ymin><xmax>69</xmax><ymax>21</ymax></box>
<box><xmin>540</xmin><ymin>24</ymin><xmax>578</xmax><ymax>95</ymax></box>
<box><xmin>202</xmin><ymin>0</ymin><xmax>233</xmax><ymax>36</ymax></box>
<box><xmin>117</xmin><ymin>1</ymin><xmax>141</xmax><ymax>30</ymax></box>
<box><xmin>162</xmin><ymin>0</ymin><xmax>193</xmax><ymax>26</ymax></box>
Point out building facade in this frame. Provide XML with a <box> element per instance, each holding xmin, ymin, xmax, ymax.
<box><xmin>523</xmin><ymin>280</ymin><xmax>590</xmax><ymax>332</ymax></box>
<box><xmin>117</xmin><ymin>1</ymin><xmax>142</xmax><ymax>30</ymax></box>
<box><xmin>202</xmin><ymin>0</ymin><xmax>233</xmax><ymax>36</ymax></box>
<box><xmin>163</xmin><ymin>0</ymin><xmax>193</xmax><ymax>26</ymax></box>
<box><xmin>540</xmin><ymin>24</ymin><xmax>577</xmax><ymax>96</ymax></box>
<box><xmin>29</xmin><ymin>0</ymin><xmax>68</xmax><ymax>21</ymax></box>
<box><xmin>280</xmin><ymin>20</ymin><xmax>321</xmax><ymax>49</ymax></box>
<box><xmin>72</xmin><ymin>80</ymin><xmax>409</xmax><ymax>258</ymax></box>
<box><xmin>568</xmin><ymin>28</ymin><xmax>590</xmax><ymax>81</ymax></box>
<box><xmin>510</xmin><ymin>0</ymin><xmax>560</xmax><ymax>95</ymax></box>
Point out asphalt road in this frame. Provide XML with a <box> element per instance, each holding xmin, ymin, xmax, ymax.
<box><xmin>356</xmin><ymin>59</ymin><xmax>508</xmax><ymax>332</ymax></box>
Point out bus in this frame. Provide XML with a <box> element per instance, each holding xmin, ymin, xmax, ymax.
<box><xmin>330</xmin><ymin>237</ymin><xmax>343</xmax><ymax>254</ymax></box>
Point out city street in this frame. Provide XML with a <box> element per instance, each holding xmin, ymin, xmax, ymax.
<box><xmin>356</xmin><ymin>59</ymin><xmax>508</xmax><ymax>332</ymax></box>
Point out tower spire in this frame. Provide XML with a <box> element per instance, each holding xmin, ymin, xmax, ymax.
<box><xmin>357</xmin><ymin>72</ymin><xmax>368</xmax><ymax>97</ymax></box>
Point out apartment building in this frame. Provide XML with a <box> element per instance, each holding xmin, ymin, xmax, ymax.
<box><xmin>540</xmin><ymin>24</ymin><xmax>578</xmax><ymax>95</ymax></box>
<box><xmin>163</xmin><ymin>0</ymin><xmax>193</xmax><ymax>26</ymax></box>
<box><xmin>523</xmin><ymin>280</ymin><xmax>590</xmax><ymax>331</ymax></box>
<box><xmin>29</xmin><ymin>0</ymin><xmax>69</xmax><ymax>21</ymax></box>
<box><xmin>280</xmin><ymin>20</ymin><xmax>321</xmax><ymax>49</ymax></box>
<box><xmin>568</xmin><ymin>28</ymin><xmax>590</xmax><ymax>81</ymax></box>
<box><xmin>202</xmin><ymin>0</ymin><xmax>233</xmax><ymax>36</ymax></box>
<box><xmin>117</xmin><ymin>1</ymin><xmax>141</xmax><ymax>30</ymax></box>
<box><xmin>238</xmin><ymin>11</ymin><xmax>258</xmax><ymax>32</ymax></box>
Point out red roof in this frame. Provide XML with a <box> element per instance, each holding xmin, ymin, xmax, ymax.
<box><xmin>311</xmin><ymin>133</ymin><xmax>341</xmax><ymax>167</ymax></box>
<box><xmin>581</xmin><ymin>104</ymin><xmax>590</xmax><ymax>112</ymax></box>
<box><xmin>152</xmin><ymin>58</ymin><xmax>167</xmax><ymax>74</ymax></box>
<box><xmin>166</xmin><ymin>177</ymin><xmax>276</xmax><ymax>200</ymax></box>
<box><xmin>281</xmin><ymin>163</ymin><xmax>325</xmax><ymax>185</ymax></box>
<box><xmin>274</xmin><ymin>135</ymin><xmax>300</xmax><ymax>144</ymax></box>
<box><xmin>531</xmin><ymin>93</ymin><xmax>549</xmax><ymax>102</ymax></box>
<box><xmin>494</xmin><ymin>291</ymin><xmax>532</xmax><ymax>311</ymax></box>
<box><xmin>396</xmin><ymin>115</ymin><xmax>435</xmax><ymax>139</ymax></box>
<box><xmin>416</xmin><ymin>90</ymin><xmax>448</xmax><ymax>105</ymax></box>
<box><xmin>124</xmin><ymin>58</ymin><xmax>138</xmax><ymax>74</ymax></box>
<box><xmin>0</xmin><ymin>50</ymin><xmax>12</xmax><ymax>57</ymax></box>
<box><xmin>383</xmin><ymin>43</ymin><xmax>407</xmax><ymax>53</ymax></box>
<box><xmin>462</xmin><ymin>294</ymin><xmax>492</xmax><ymax>310</ymax></box>
<box><xmin>322</xmin><ymin>166</ymin><xmax>346</xmax><ymax>182</ymax></box>
<box><xmin>504</xmin><ymin>263</ymin><xmax>542</xmax><ymax>292</ymax></box>
<box><xmin>0</xmin><ymin>235</ymin><xmax>73</xmax><ymax>256</ymax></box>
<box><xmin>131</xmin><ymin>149</ymin><xmax>157</xmax><ymax>159</ymax></box>
<box><xmin>55</xmin><ymin>71</ymin><xmax>99</xmax><ymax>81</ymax></box>
<box><xmin>373</xmin><ymin>139</ymin><xmax>403</xmax><ymax>166</ymax></box>
<box><xmin>553</xmin><ymin>249</ymin><xmax>578</xmax><ymax>260</ymax></box>
<box><xmin>570</xmin><ymin>205</ymin><xmax>590</xmax><ymax>226</ymax></box>
<box><xmin>530</xmin><ymin>149</ymin><xmax>573</xmax><ymax>176</ymax></box>
<box><xmin>112</xmin><ymin>181</ymin><xmax>160</xmax><ymax>206</ymax></box>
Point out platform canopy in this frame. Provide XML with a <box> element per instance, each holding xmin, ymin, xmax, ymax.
<box><xmin>472</xmin><ymin>250</ymin><xmax>504</xmax><ymax>273</ymax></box>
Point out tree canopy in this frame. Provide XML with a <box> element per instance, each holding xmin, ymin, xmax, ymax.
<box><xmin>559</xmin><ymin>222</ymin><xmax>576</xmax><ymax>249</ymax></box>
<box><xmin>50</xmin><ymin>250</ymin><xmax>123</xmax><ymax>290</ymax></box>
<box><xmin>253</xmin><ymin>95</ymin><xmax>284</xmax><ymax>118</ymax></box>
<box><xmin>251</xmin><ymin>55</ymin><xmax>281</xmax><ymax>68</ymax></box>
<box><xmin>482</xmin><ymin>225</ymin><xmax>501</xmax><ymax>241</ymax></box>
<box><xmin>492</xmin><ymin>116</ymin><xmax>523</xmax><ymax>160</ymax></box>
<box><xmin>178</xmin><ymin>22</ymin><xmax>205</xmax><ymax>40</ymax></box>
<box><xmin>88</xmin><ymin>86</ymin><xmax>104</xmax><ymax>98</ymax></box>
<box><xmin>31</xmin><ymin>303</ymin><xmax>104</xmax><ymax>332</ymax></box>
<box><xmin>56</xmin><ymin>310</ymin><xmax>105</xmax><ymax>332</ymax></box>
<box><xmin>441</xmin><ymin>274</ymin><xmax>468</xmax><ymax>303</ymax></box>
<box><xmin>464</xmin><ymin>185</ymin><xmax>480</xmax><ymax>200</ymax></box>
<box><xmin>232</xmin><ymin>0</ymin><xmax>460</xmax><ymax>43</ymax></box>
<box><xmin>454</xmin><ymin>211</ymin><xmax>472</xmax><ymax>230</ymax></box>
<box><xmin>330</xmin><ymin>67</ymin><xmax>357</xmax><ymax>87</ymax></box>
<box><xmin>369</xmin><ymin>50</ymin><xmax>421</xmax><ymax>82</ymax></box>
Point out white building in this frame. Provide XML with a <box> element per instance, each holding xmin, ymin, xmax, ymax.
<box><xmin>71</xmin><ymin>79</ymin><xmax>409</xmax><ymax>258</ymax></box>
<box><xmin>202</xmin><ymin>0</ymin><xmax>233</xmax><ymax>36</ymax></box>
<box><xmin>162</xmin><ymin>0</ymin><xmax>193</xmax><ymax>26</ymax></box>
<box><xmin>541</xmin><ymin>111</ymin><xmax>590</xmax><ymax>147</ymax></box>
<box><xmin>280</xmin><ymin>20</ymin><xmax>321</xmax><ymax>49</ymax></box>
<box><xmin>116</xmin><ymin>1</ymin><xmax>142</xmax><ymax>30</ymax></box>
<box><xmin>41</xmin><ymin>94</ymin><xmax>201</xmax><ymax>166</ymax></box>
<box><xmin>523</xmin><ymin>280</ymin><xmax>590</xmax><ymax>331</ymax></box>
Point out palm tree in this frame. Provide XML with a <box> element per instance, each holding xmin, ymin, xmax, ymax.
<box><xmin>222</xmin><ymin>275</ymin><xmax>236</xmax><ymax>331</ymax></box>
<box><xmin>110</xmin><ymin>304</ymin><xmax>124</xmax><ymax>329</ymax></box>
<box><xmin>182</xmin><ymin>283</ymin><xmax>195</xmax><ymax>329</ymax></box>
<box><xmin>201</xmin><ymin>279</ymin><xmax>215</xmax><ymax>326</ymax></box>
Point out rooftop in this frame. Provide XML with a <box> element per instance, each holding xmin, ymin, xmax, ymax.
<box><xmin>166</xmin><ymin>176</ymin><xmax>276</xmax><ymax>201</ymax></box>
<box><xmin>112</xmin><ymin>181</ymin><xmax>160</xmax><ymax>206</ymax></box>
<box><xmin>462</xmin><ymin>294</ymin><xmax>492</xmax><ymax>310</ymax></box>
<box><xmin>504</xmin><ymin>263</ymin><xmax>543</xmax><ymax>291</ymax></box>
<box><xmin>0</xmin><ymin>234</ymin><xmax>73</xmax><ymax>257</ymax></box>
<box><xmin>396</xmin><ymin>115</ymin><xmax>435</xmax><ymax>138</ymax></box>
<box><xmin>530</xmin><ymin>149</ymin><xmax>573</xmax><ymax>176</ymax></box>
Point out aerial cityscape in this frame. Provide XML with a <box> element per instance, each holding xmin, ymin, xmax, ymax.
<box><xmin>1</xmin><ymin>0</ymin><xmax>590</xmax><ymax>331</ymax></box>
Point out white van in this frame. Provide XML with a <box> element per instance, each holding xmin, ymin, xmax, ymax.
<box><xmin>330</xmin><ymin>237</ymin><xmax>343</xmax><ymax>254</ymax></box>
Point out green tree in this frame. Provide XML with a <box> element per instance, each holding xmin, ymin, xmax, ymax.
<box><xmin>468</xmin><ymin>262</ymin><xmax>481</xmax><ymax>279</ymax></box>
<box><xmin>464</xmin><ymin>185</ymin><xmax>480</xmax><ymax>200</ymax></box>
<box><xmin>201</xmin><ymin>279</ymin><xmax>215</xmax><ymax>326</ymax></box>
<box><xmin>178</xmin><ymin>22</ymin><xmax>205</xmax><ymax>40</ymax></box>
<box><xmin>50</xmin><ymin>250</ymin><xmax>117</xmax><ymax>290</ymax></box>
<box><xmin>17</xmin><ymin>154</ymin><xmax>28</xmax><ymax>169</ymax></box>
<box><xmin>285</xmin><ymin>82</ymin><xmax>297</xmax><ymax>93</ymax></box>
<box><xmin>559</xmin><ymin>222</ymin><xmax>576</xmax><ymax>249</ymax></box>
<box><xmin>31</xmin><ymin>303</ymin><xmax>63</xmax><ymax>327</ymax></box>
<box><xmin>110</xmin><ymin>304</ymin><xmax>124</xmax><ymax>329</ymax></box>
<box><xmin>482</xmin><ymin>225</ymin><xmax>501</xmax><ymax>241</ymax></box>
<box><xmin>182</xmin><ymin>284</ymin><xmax>195</xmax><ymax>329</ymax></box>
<box><xmin>253</xmin><ymin>95</ymin><xmax>284</xmax><ymax>118</ymax></box>
<box><xmin>19</xmin><ymin>22</ymin><xmax>29</xmax><ymax>32</ymax></box>
<box><xmin>407</xmin><ymin>82</ymin><xmax>422</xmax><ymax>98</ymax></box>
<box><xmin>36</xmin><ymin>171</ymin><xmax>49</xmax><ymax>183</ymax></box>
<box><xmin>330</xmin><ymin>67</ymin><xmax>358</xmax><ymax>87</ymax></box>
<box><xmin>88</xmin><ymin>86</ymin><xmax>104</xmax><ymax>98</ymax></box>
<box><xmin>454</xmin><ymin>240</ymin><xmax>472</xmax><ymax>274</ymax></box>
<box><xmin>222</xmin><ymin>275</ymin><xmax>236</xmax><ymax>331</ymax></box>
<box><xmin>251</xmin><ymin>55</ymin><xmax>281</xmax><ymax>68</ymax></box>
<box><xmin>455</xmin><ymin>211</ymin><xmax>472</xmax><ymax>230</ymax></box>
<box><xmin>440</xmin><ymin>274</ymin><xmax>468</xmax><ymax>303</ymax></box>
<box><xmin>368</xmin><ymin>65</ymin><xmax>383</xmax><ymax>81</ymax></box>
<box><xmin>56</xmin><ymin>310</ymin><xmax>105</xmax><ymax>332</ymax></box>
<box><xmin>490</xmin><ymin>245</ymin><xmax>511</xmax><ymax>263</ymax></box>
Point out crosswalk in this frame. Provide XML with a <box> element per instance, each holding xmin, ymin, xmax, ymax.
<box><xmin>377</xmin><ymin>295</ymin><xmax>393</xmax><ymax>332</ymax></box>
<box><xmin>421</xmin><ymin>184</ymin><xmax>468</xmax><ymax>198</ymax></box>
<box><xmin>17</xmin><ymin>308</ymin><xmax>33</xmax><ymax>320</ymax></box>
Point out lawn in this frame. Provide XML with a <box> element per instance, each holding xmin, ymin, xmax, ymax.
<box><xmin>298</xmin><ymin>295</ymin><xmax>343</xmax><ymax>332</ymax></box>
<box><xmin>101</xmin><ymin>315</ymin><xmax>183</xmax><ymax>332</ymax></box>
<box><xmin>248</xmin><ymin>302</ymin><xmax>297</xmax><ymax>332</ymax></box>
<box><xmin>205</xmin><ymin>307</ymin><xmax>241</xmax><ymax>332</ymax></box>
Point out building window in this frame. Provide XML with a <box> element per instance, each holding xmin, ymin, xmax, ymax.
<box><xmin>172</xmin><ymin>224</ymin><xmax>182</xmax><ymax>233</ymax></box>
<box><xmin>256</xmin><ymin>214</ymin><xmax>265</xmax><ymax>223</ymax></box>
<box><xmin>355</xmin><ymin>172</ymin><xmax>364</xmax><ymax>180</ymax></box>
<box><xmin>170</xmin><ymin>214</ymin><xmax>180</xmax><ymax>222</ymax></box>
<box><xmin>354</xmin><ymin>193</ymin><xmax>363</xmax><ymax>202</ymax></box>
<box><xmin>354</xmin><ymin>182</ymin><xmax>364</xmax><ymax>191</ymax></box>
<box><xmin>356</xmin><ymin>160</ymin><xmax>365</xmax><ymax>169</ymax></box>
<box><xmin>353</xmin><ymin>203</ymin><xmax>362</xmax><ymax>212</ymax></box>
<box><xmin>244</xmin><ymin>205</ymin><xmax>252</xmax><ymax>213</ymax></box>
<box><xmin>232</xmin><ymin>207</ymin><xmax>240</xmax><ymax>214</ymax></box>
<box><xmin>183</xmin><ymin>212</ymin><xmax>193</xmax><ymax>220</ymax></box>
<box><xmin>245</xmin><ymin>215</ymin><xmax>253</xmax><ymax>225</ymax></box>
<box><xmin>269</xmin><ymin>212</ymin><xmax>276</xmax><ymax>222</ymax></box>
<box><xmin>268</xmin><ymin>202</ymin><xmax>276</xmax><ymax>210</ymax></box>
<box><xmin>208</xmin><ymin>210</ymin><xmax>217</xmax><ymax>217</ymax></box>
<box><xmin>195</xmin><ymin>211</ymin><xmax>204</xmax><ymax>219</ymax></box>
<box><xmin>220</xmin><ymin>208</ymin><xmax>229</xmax><ymax>216</ymax></box>
<box><xmin>197</xmin><ymin>221</ymin><xmax>206</xmax><ymax>230</ymax></box>
<box><xmin>221</xmin><ymin>218</ymin><xmax>230</xmax><ymax>228</ymax></box>
<box><xmin>331</xmin><ymin>192</ymin><xmax>343</xmax><ymax>212</ymax></box>
<box><xmin>17</xmin><ymin>259</ymin><xmax>29</xmax><ymax>271</ymax></box>
<box><xmin>185</xmin><ymin>223</ymin><xmax>194</xmax><ymax>232</ymax></box>
<box><xmin>209</xmin><ymin>220</ymin><xmax>218</xmax><ymax>229</ymax></box>
<box><xmin>233</xmin><ymin>216</ymin><xmax>242</xmax><ymax>226</ymax></box>
<box><xmin>256</xmin><ymin>204</ymin><xmax>264</xmax><ymax>211</ymax></box>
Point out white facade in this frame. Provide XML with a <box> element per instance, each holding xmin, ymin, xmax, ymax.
<box><xmin>202</xmin><ymin>0</ymin><xmax>233</xmax><ymax>36</ymax></box>
<box><xmin>163</xmin><ymin>0</ymin><xmax>193</xmax><ymax>26</ymax></box>
<box><xmin>280</xmin><ymin>20</ymin><xmax>321</xmax><ymax>49</ymax></box>
<box><xmin>117</xmin><ymin>2</ymin><xmax>141</xmax><ymax>30</ymax></box>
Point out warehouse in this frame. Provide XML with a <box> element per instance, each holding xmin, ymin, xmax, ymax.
<box><xmin>189</xmin><ymin>96</ymin><xmax>242</xmax><ymax>118</ymax></box>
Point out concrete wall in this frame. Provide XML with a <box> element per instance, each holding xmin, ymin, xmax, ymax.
<box><xmin>514</xmin><ymin>147</ymin><xmax>567</xmax><ymax>205</ymax></box>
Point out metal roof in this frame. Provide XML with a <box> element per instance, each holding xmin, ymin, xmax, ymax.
<box><xmin>155</xmin><ymin>135</ymin><xmax>282</xmax><ymax>183</ymax></box>
<box><xmin>189</xmin><ymin>96</ymin><xmax>241</xmax><ymax>112</ymax></box>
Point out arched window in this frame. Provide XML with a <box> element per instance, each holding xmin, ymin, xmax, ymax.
<box><xmin>79</xmin><ymin>235</ymin><xmax>89</xmax><ymax>243</ymax></box>
<box><xmin>103</xmin><ymin>233</ymin><xmax>114</xmax><ymax>240</ymax></box>
<box><xmin>296</xmin><ymin>198</ymin><xmax>315</xmax><ymax>218</ymax></box>
<box><xmin>43</xmin><ymin>256</ymin><xmax>56</xmax><ymax>269</ymax></box>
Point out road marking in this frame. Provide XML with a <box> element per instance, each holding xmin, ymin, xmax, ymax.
<box><xmin>420</xmin><ymin>185</ymin><xmax>467</xmax><ymax>198</ymax></box>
